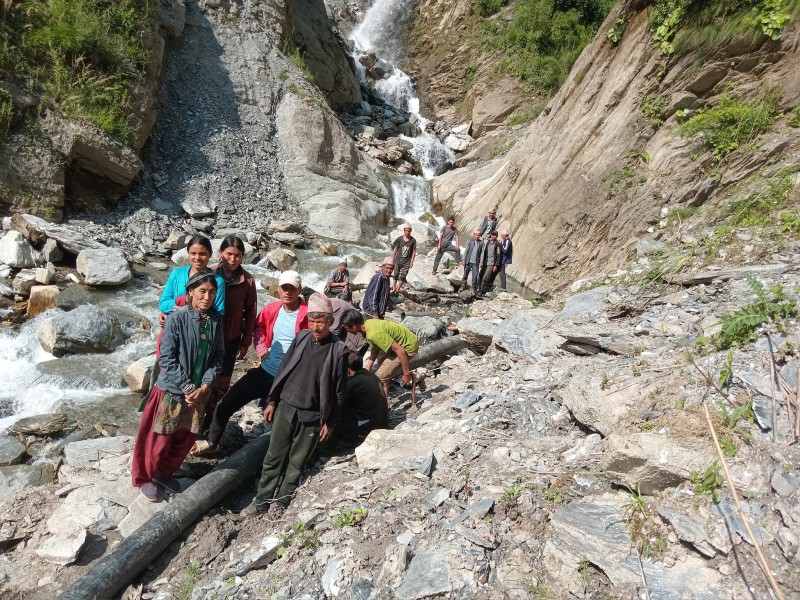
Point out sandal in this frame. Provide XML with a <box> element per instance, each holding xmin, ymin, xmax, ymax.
<box><xmin>190</xmin><ymin>440</ymin><xmax>217</xmax><ymax>456</ymax></box>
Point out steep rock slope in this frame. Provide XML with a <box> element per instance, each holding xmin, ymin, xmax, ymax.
<box><xmin>433</xmin><ymin>3</ymin><xmax>800</xmax><ymax>293</ymax></box>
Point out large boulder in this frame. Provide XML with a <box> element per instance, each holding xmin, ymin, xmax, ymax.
<box><xmin>276</xmin><ymin>94</ymin><xmax>390</xmax><ymax>244</ymax></box>
<box><xmin>0</xmin><ymin>436</ymin><xmax>27</xmax><ymax>466</ymax></box>
<box><xmin>76</xmin><ymin>248</ymin><xmax>133</xmax><ymax>286</ymax></box>
<box><xmin>13</xmin><ymin>214</ymin><xmax>106</xmax><ymax>255</ymax></box>
<box><xmin>405</xmin><ymin>264</ymin><xmax>453</xmax><ymax>293</ymax></box>
<box><xmin>401</xmin><ymin>316</ymin><xmax>447</xmax><ymax>344</ymax></box>
<box><xmin>123</xmin><ymin>355</ymin><xmax>157</xmax><ymax>393</ymax></box>
<box><xmin>492</xmin><ymin>309</ymin><xmax>565</xmax><ymax>359</ymax></box>
<box><xmin>38</xmin><ymin>305</ymin><xmax>126</xmax><ymax>356</ymax></box>
<box><xmin>0</xmin><ymin>230</ymin><xmax>35</xmax><ymax>267</ymax></box>
<box><xmin>12</xmin><ymin>268</ymin><xmax>38</xmax><ymax>296</ymax></box>
<box><xmin>457</xmin><ymin>317</ymin><xmax>498</xmax><ymax>353</ymax></box>
<box><xmin>8</xmin><ymin>412</ymin><xmax>73</xmax><ymax>437</ymax></box>
<box><xmin>0</xmin><ymin>463</ymin><xmax>58</xmax><ymax>497</ymax></box>
<box><xmin>29</xmin><ymin>286</ymin><xmax>59</xmax><ymax>316</ymax></box>
<box><xmin>266</xmin><ymin>247</ymin><xmax>297</xmax><ymax>271</ymax></box>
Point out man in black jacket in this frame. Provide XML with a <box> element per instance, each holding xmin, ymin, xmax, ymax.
<box><xmin>477</xmin><ymin>208</ymin><xmax>498</xmax><ymax>240</ymax></box>
<box><xmin>242</xmin><ymin>293</ymin><xmax>347</xmax><ymax>518</ymax></box>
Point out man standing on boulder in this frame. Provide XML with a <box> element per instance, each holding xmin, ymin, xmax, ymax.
<box><xmin>477</xmin><ymin>208</ymin><xmax>498</xmax><ymax>241</ymax></box>
<box><xmin>461</xmin><ymin>229</ymin><xmax>484</xmax><ymax>291</ymax></box>
<box><xmin>479</xmin><ymin>230</ymin><xmax>502</xmax><ymax>295</ymax></box>
<box><xmin>341</xmin><ymin>309</ymin><xmax>418</xmax><ymax>404</ymax></box>
<box><xmin>362</xmin><ymin>257</ymin><xmax>393</xmax><ymax>319</ymax></box>
<box><xmin>432</xmin><ymin>216</ymin><xmax>460</xmax><ymax>275</ymax></box>
<box><xmin>391</xmin><ymin>224</ymin><xmax>417</xmax><ymax>294</ymax></box>
<box><xmin>243</xmin><ymin>293</ymin><xmax>347</xmax><ymax>517</ymax></box>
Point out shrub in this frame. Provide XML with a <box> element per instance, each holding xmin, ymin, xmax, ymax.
<box><xmin>481</xmin><ymin>0</ymin><xmax>611</xmax><ymax>93</ymax></box>
<box><xmin>0</xmin><ymin>0</ymin><xmax>154</xmax><ymax>146</ymax></box>
<box><xmin>677</xmin><ymin>92</ymin><xmax>778</xmax><ymax>159</ymax></box>
<box><xmin>726</xmin><ymin>172</ymin><xmax>795</xmax><ymax>227</ymax></box>
<box><xmin>476</xmin><ymin>0</ymin><xmax>507</xmax><ymax>17</ymax></box>
<box><xmin>0</xmin><ymin>88</ymin><xmax>12</xmax><ymax>141</ymax></box>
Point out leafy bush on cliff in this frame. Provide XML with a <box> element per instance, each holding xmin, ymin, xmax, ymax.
<box><xmin>481</xmin><ymin>0</ymin><xmax>612</xmax><ymax>92</ymax></box>
<box><xmin>677</xmin><ymin>92</ymin><xmax>778</xmax><ymax>159</ymax></box>
<box><xmin>0</xmin><ymin>0</ymin><xmax>155</xmax><ymax>146</ymax></box>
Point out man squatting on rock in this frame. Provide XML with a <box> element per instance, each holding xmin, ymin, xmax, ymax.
<box><xmin>243</xmin><ymin>293</ymin><xmax>347</xmax><ymax>517</ymax></box>
<box><xmin>391</xmin><ymin>223</ymin><xmax>416</xmax><ymax>294</ymax></box>
<box><xmin>362</xmin><ymin>256</ymin><xmax>393</xmax><ymax>319</ymax></box>
<box><xmin>191</xmin><ymin>270</ymin><xmax>308</xmax><ymax>455</ymax></box>
<box><xmin>432</xmin><ymin>216</ymin><xmax>460</xmax><ymax>275</ymax></box>
<box><xmin>341</xmin><ymin>309</ymin><xmax>419</xmax><ymax>407</ymax></box>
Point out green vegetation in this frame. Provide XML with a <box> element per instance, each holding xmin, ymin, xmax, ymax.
<box><xmin>710</xmin><ymin>275</ymin><xmax>798</xmax><ymax>350</ymax></box>
<box><xmin>627</xmin><ymin>149</ymin><xmax>650</xmax><ymax>163</ymax></box>
<box><xmin>607</xmin><ymin>14</ymin><xmax>628</xmax><ymax>44</ymax></box>
<box><xmin>0</xmin><ymin>88</ymin><xmax>12</xmax><ymax>141</ymax></box>
<box><xmin>788</xmin><ymin>105</ymin><xmax>800</xmax><ymax>127</ymax></box>
<box><xmin>726</xmin><ymin>172</ymin><xmax>796</xmax><ymax>227</ymax></box>
<box><xmin>332</xmin><ymin>507</ymin><xmax>367</xmax><ymax>529</ymax></box>
<box><xmin>178</xmin><ymin>562</ymin><xmax>202</xmax><ymax>600</ymax></box>
<box><xmin>649</xmin><ymin>0</ymin><xmax>800</xmax><ymax>56</ymax></box>
<box><xmin>0</xmin><ymin>0</ymin><xmax>155</xmax><ymax>146</ymax></box>
<box><xmin>508</xmin><ymin>103</ymin><xmax>545</xmax><ymax>125</ymax></box>
<box><xmin>278</xmin><ymin>69</ymin><xmax>289</xmax><ymax>81</ymax></box>
<box><xmin>677</xmin><ymin>92</ymin><xmax>778</xmax><ymax>160</ymax></box>
<box><xmin>639</xmin><ymin>92</ymin><xmax>669</xmax><ymax>127</ymax></box>
<box><xmin>502</xmin><ymin>480</ymin><xmax>523</xmax><ymax>503</ymax></box>
<box><xmin>691</xmin><ymin>461</ymin><xmax>724</xmax><ymax>502</ymax></box>
<box><xmin>480</xmin><ymin>0</ymin><xmax>612</xmax><ymax>92</ymax></box>
<box><xmin>289</xmin><ymin>47</ymin><xmax>315</xmax><ymax>84</ymax></box>
<box><xmin>542</xmin><ymin>485</ymin><xmax>564</xmax><ymax>504</ymax></box>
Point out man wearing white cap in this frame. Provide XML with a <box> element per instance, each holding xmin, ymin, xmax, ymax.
<box><xmin>192</xmin><ymin>270</ymin><xmax>308</xmax><ymax>455</ymax></box>
<box><xmin>243</xmin><ymin>292</ymin><xmax>347</xmax><ymax>517</ymax></box>
<box><xmin>362</xmin><ymin>256</ymin><xmax>393</xmax><ymax>319</ymax></box>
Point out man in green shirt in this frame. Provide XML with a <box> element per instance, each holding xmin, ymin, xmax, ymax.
<box><xmin>341</xmin><ymin>309</ymin><xmax>418</xmax><ymax>401</ymax></box>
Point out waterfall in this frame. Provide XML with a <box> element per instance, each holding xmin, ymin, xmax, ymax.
<box><xmin>350</xmin><ymin>0</ymin><xmax>454</xmax><ymax>210</ymax></box>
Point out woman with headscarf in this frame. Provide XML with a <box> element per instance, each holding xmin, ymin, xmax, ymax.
<box><xmin>132</xmin><ymin>271</ymin><xmax>225</xmax><ymax>501</ymax></box>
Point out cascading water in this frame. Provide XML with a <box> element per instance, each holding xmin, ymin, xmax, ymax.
<box><xmin>350</xmin><ymin>0</ymin><xmax>455</xmax><ymax>195</ymax></box>
<box><xmin>0</xmin><ymin>283</ymin><xmax>159</xmax><ymax>431</ymax></box>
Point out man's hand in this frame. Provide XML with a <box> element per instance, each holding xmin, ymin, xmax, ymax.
<box><xmin>237</xmin><ymin>346</ymin><xmax>248</xmax><ymax>360</ymax></box>
<box><xmin>257</xmin><ymin>348</ymin><xmax>269</xmax><ymax>361</ymax></box>
<box><xmin>493</xmin><ymin>265</ymin><xmax>498</xmax><ymax>272</ymax></box>
<box><xmin>319</xmin><ymin>424</ymin><xmax>332</xmax><ymax>442</ymax></box>
<box><xmin>263</xmin><ymin>404</ymin><xmax>275</xmax><ymax>423</ymax></box>
<box><xmin>402</xmin><ymin>371</ymin><xmax>412</xmax><ymax>386</ymax></box>
<box><xmin>158</xmin><ymin>312</ymin><xmax>167</xmax><ymax>327</ymax></box>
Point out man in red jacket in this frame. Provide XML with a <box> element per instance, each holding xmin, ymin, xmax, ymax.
<box><xmin>192</xmin><ymin>271</ymin><xmax>308</xmax><ymax>455</ymax></box>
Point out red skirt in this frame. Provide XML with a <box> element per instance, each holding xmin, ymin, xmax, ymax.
<box><xmin>131</xmin><ymin>386</ymin><xmax>197</xmax><ymax>488</ymax></box>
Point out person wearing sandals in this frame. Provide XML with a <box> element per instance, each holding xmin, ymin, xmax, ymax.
<box><xmin>206</xmin><ymin>236</ymin><xmax>257</xmax><ymax>426</ymax></box>
<box><xmin>192</xmin><ymin>270</ymin><xmax>308</xmax><ymax>456</ymax></box>
<box><xmin>132</xmin><ymin>271</ymin><xmax>225</xmax><ymax>501</ymax></box>
<box><xmin>340</xmin><ymin>309</ymin><xmax>418</xmax><ymax>407</ymax></box>
<box><xmin>242</xmin><ymin>293</ymin><xmax>347</xmax><ymax>517</ymax></box>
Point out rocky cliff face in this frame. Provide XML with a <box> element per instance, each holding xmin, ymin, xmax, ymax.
<box><xmin>432</xmin><ymin>4</ymin><xmax>800</xmax><ymax>294</ymax></box>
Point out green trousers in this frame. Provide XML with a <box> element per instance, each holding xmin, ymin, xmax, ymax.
<box><xmin>256</xmin><ymin>405</ymin><xmax>320</xmax><ymax>507</ymax></box>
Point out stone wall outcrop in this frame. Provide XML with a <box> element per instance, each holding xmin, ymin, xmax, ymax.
<box><xmin>432</xmin><ymin>6</ymin><xmax>800</xmax><ymax>294</ymax></box>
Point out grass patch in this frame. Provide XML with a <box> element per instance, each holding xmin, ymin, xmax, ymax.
<box><xmin>725</xmin><ymin>171</ymin><xmax>796</xmax><ymax>227</ymax></box>
<box><xmin>650</xmin><ymin>0</ymin><xmax>800</xmax><ymax>56</ymax></box>
<box><xmin>178</xmin><ymin>562</ymin><xmax>202</xmax><ymax>600</ymax></box>
<box><xmin>639</xmin><ymin>92</ymin><xmax>669</xmax><ymax>128</ymax></box>
<box><xmin>0</xmin><ymin>0</ymin><xmax>156</xmax><ymax>147</ymax></box>
<box><xmin>289</xmin><ymin>47</ymin><xmax>315</xmax><ymax>84</ymax></box>
<box><xmin>0</xmin><ymin>88</ymin><xmax>12</xmax><ymax>141</ymax></box>
<box><xmin>332</xmin><ymin>507</ymin><xmax>367</xmax><ymax>529</ymax></box>
<box><xmin>508</xmin><ymin>103</ymin><xmax>545</xmax><ymax>125</ymax></box>
<box><xmin>480</xmin><ymin>0</ymin><xmax>612</xmax><ymax>93</ymax></box>
<box><xmin>677</xmin><ymin>92</ymin><xmax>778</xmax><ymax>160</ymax></box>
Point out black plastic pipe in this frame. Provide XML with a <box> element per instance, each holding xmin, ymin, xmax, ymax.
<box><xmin>59</xmin><ymin>434</ymin><xmax>271</xmax><ymax>600</ymax></box>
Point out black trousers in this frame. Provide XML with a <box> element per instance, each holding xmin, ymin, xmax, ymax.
<box><xmin>480</xmin><ymin>265</ymin><xmax>499</xmax><ymax>293</ymax></box>
<box><xmin>207</xmin><ymin>367</ymin><xmax>274</xmax><ymax>446</ymax></box>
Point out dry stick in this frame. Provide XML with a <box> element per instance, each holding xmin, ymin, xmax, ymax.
<box><xmin>689</xmin><ymin>358</ymin><xmax>786</xmax><ymax>599</ymax></box>
<box><xmin>795</xmin><ymin>357</ymin><xmax>800</xmax><ymax>438</ymax></box>
<box><xmin>766</xmin><ymin>335</ymin><xmax>778</xmax><ymax>442</ymax></box>
<box><xmin>635</xmin><ymin>551</ymin><xmax>652</xmax><ymax>600</ymax></box>
<box><xmin>776</xmin><ymin>372</ymin><xmax>796</xmax><ymax>443</ymax></box>
<box><xmin>702</xmin><ymin>402</ymin><xmax>785</xmax><ymax>600</ymax></box>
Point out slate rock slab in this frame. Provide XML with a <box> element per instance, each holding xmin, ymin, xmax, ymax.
<box><xmin>456</xmin><ymin>317</ymin><xmax>497</xmax><ymax>353</ymax></box>
<box><xmin>453</xmin><ymin>390</ymin><xmax>482</xmax><ymax>411</ymax></box>
<box><xmin>64</xmin><ymin>435</ymin><xmax>134</xmax><ymax>468</ymax></box>
<box><xmin>395</xmin><ymin>547</ymin><xmax>452</xmax><ymax>599</ymax></box>
<box><xmin>35</xmin><ymin>525</ymin><xmax>87</xmax><ymax>565</ymax></box>
<box><xmin>0</xmin><ymin>436</ymin><xmax>27</xmax><ymax>466</ymax></box>
<box><xmin>492</xmin><ymin>309</ymin><xmax>565</xmax><ymax>359</ymax></box>
<box><xmin>0</xmin><ymin>463</ymin><xmax>57</xmax><ymax>497</ymax></box>
<box><xmin>8</xmin><ymin>412</ymin><xmax>72</xmax><ymax>436</ymax></box>
<box><xmin>76</xmin><ymin>248</ymin><xmax>133</xmax><ymax>286</ymax></box>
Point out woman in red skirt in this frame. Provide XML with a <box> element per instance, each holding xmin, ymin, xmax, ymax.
<box><xmin>132</xmin><ymin>271</ymin><xmax>225</xmax><ymax>501</ymax></box>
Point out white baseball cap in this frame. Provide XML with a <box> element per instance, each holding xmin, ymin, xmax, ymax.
<box><xmin>278</xmin><ymin>270</ymin><xmax>302</xmax><ymax>288</ymax></box>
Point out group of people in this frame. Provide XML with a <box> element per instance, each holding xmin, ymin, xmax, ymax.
<box><xmin>434</xmin><ymin>209</ymin><xmax>514</xmax><ymax>296</ymax></box>
<box><xmin>132</xmin><ymin>235</ymin><xmax>420</xmax><ymax>518</ymax></box>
